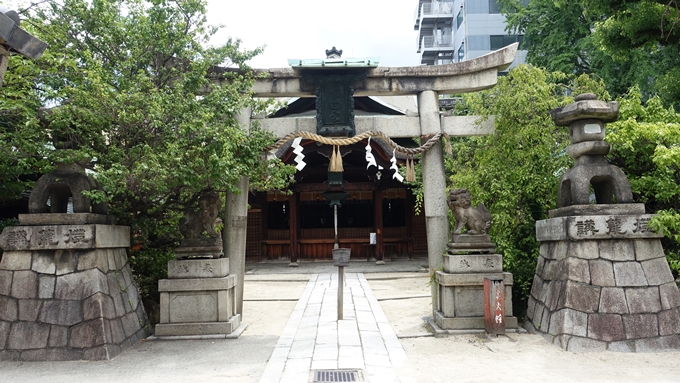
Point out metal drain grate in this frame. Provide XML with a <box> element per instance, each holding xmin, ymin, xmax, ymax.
<box><xmin>313</xmin><ymin>369</ymin><xmax>360</xmax><ymax>382</ymax></box>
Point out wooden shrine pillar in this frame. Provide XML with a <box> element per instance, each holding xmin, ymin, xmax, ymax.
<box><xmin>288</xmin><ymin>193</ymin><xmax>299</xmax><ymax>267</ymax></box>
<box><xmin>374</xmin><ymin>189</ymin><xmax>385</xmax><ymax>264</ymax></box>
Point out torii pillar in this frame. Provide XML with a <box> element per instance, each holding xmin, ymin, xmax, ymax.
<box><xmin>419</xmin><ymin>90</ymin><xmax>449</xmax><ymax>310</ymax></box>
<box><xmin>224</xmin><ymin>106</ymin><xmax>251</xmax><ymax>318</ymax></box>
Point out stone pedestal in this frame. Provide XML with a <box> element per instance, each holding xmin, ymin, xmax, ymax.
<box><xmin>527</xmin><ymin>204</ymin><xmax>680</xmax><ymax>351</ymax></box>
<box><xmin>155</xmin><ymin>257</ymin><xmax>240</xmax><ymax>337</ymax></box>
<box><xmin>0</xmin><ymin>217</ymin><xmax>149</xmax><ymax>361</ymax></box>
<box><xmin>433</xmin><ymin>235</ymin><xmax>518</xmax><ymax>331</ymax></box>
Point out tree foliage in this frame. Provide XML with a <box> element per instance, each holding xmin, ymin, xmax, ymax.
<box><xmin>449</xmin><ymin>65</ymin><xmax>680</xmax><ymax>315</ymax></box>
<box><xmin>0</xmin><ymin>54</ymin><xmax>53</xmax><ymax>204</ymax></box>
<box><xmin>23</xmin><ymin>0</ymin><xmax>293</xmax><ymax>229</ymax></box>
<box><xmin>501</xmin><ymin>0</ymin><xmax>597</xmax><ymax>74</ymax></box>
<box><xmin>500</xmin><ymin>0</ymin><xmax>680</xmax><ymax>107</ymax></box>
<box><xmin>4</xmin><ymin>0</ymin><xmax>295</xmax><ymax>298</ymax></box>
<box><xmin>447</xmin><ymin>66</ymin><xmax>610</xmax><ymax>313</ymax></box>
<box><xmin>496</xmin><ymin>0</ymin><xmax>680</xmax><ymax>286</ymax></box>
<box><xmin>581</xmin><ymin>0</ymin><xmax>680</xmax><ymax>50</ymax></box>
<box><xmin>585</xmin><ymin>0</ymin><xmax>680</xmax><ymax>105</ymax></box>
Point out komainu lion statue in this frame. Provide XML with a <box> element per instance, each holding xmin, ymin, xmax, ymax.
<box><xmin>447</xmin><ymin>188</ymin><xmax>492</xmax><ymax>235</ymax></box>
<box><xmin>179</xmin><ymin>189</ymin><xmax>221</xmax><ymax>240</ymax></box>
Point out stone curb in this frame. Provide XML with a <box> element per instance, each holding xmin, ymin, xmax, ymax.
<box><xmin>150</xmin><ymin>322</ymin><xmax>249</xmax><ymax>341</ymax></box>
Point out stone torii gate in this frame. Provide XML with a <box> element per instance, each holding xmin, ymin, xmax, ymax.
<box><xmin>222</xmin><ymin>44</ymin><xmax>518</xmax><ymax>317</ymax></box>
<box><xmin>0</xmin><ymin>7</ymin><xmax>47</xmax><ymax>86</ymax></box>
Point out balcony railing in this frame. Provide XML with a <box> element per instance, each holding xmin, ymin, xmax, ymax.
<box><xmin>422</xmin><ymin>2</ymin><xmax>453</xmax><ymax>16</ymax></box>
<box><xmin>414</xmin><ymin>1</ymin><xmax>453</xmax><ymax>29</ymax></box>
<box><xmin>421</xmin><ymin>35</ymin><xmax>454</xmax><ymax>49</ymax></box>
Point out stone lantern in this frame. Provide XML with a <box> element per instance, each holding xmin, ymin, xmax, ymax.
<box><xmin>551</xmin><ymin>93</ymin><xmax>633</xmax><ymax>207</ymax></box>
<box><xmin>0</xmin><ymin>120</ymin><xmax>149</xmax><ymax>360</ymax></box>
<box><xmin>527</xmin><ymin>94</ymin><xmax>680</xmax><ymax>352</ymax></box>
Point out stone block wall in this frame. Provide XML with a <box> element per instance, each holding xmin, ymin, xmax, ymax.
<box><xmin>528</xmin><ymin>211</ymin><xmax>680</xmax><ymax>351</ymax></box>
<box><xmin>0</xmin><ymin>225</ymin><xmax>149</xmax><ymax>361</ymax></box>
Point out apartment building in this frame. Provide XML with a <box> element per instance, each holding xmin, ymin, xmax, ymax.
<box><xmin>414</xmin><ymin>0</ymin><xmax>526</xmax><ymax>69</ymax></box>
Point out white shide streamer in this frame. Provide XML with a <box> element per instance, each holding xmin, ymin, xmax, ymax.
<box><xmin>365</xmin><ymin>137</ymin><xmax>377</xmax><ymax>169</ymax></box>
<box><xmin>390</xmin><ymin>148</ymin><xmax>404</xmax><ymax>182</ymax></box>
<box><xmin>292</xmin><ymin>137</ymin><xmax>306</xmax><ymax>171</ymax></box>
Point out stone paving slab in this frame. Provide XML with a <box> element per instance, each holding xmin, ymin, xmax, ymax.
<box><xmin>259</xmin><ymin>272</ymin><xmax>415</xmax><ymax>383</ymax></box>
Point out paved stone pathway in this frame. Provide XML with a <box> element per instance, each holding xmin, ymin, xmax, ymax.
<box><xmin>259</xmin><ymin>272</ymin><xmax>416</xmax><ymax>383</ymax></box>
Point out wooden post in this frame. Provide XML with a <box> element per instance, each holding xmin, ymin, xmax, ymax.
<box><xmin>484</xmin><ymin>277</ymin><xmax>506</xmax><ymax>335</ymax></box>
<box><xmin>333</xmin><ymin>248</ymin><xmax>350</xmax><ymax>321</ymax></box>
<box><xmin>374</xmin><ymin>189</ymin><xmax>384</xmax><ymax>264</ymax></box>
<box><xmin>406</xmin><ymin>190</ymin><xmax>414</xmax><ymax>259</ymax></box>
<box><xmin>288</xmin><ymin>193</ymin><xmax>299</xmax><ymax>266</ymax></box>
<box><xmin>261</xmin><ymin>194</ymin><xmax>268</xmax><ymax>260</ymax></box>
<box><xmin>337</xmin><ymin>265</ymin><xmax>344</xmax><ymax>320</ymax></box>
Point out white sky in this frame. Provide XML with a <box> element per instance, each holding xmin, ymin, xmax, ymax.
<box><xmin>205</xmin><ymin>0</ymin><xmax>421</xmax><ymax>68</ymax></box>
<box><xmin>4</xmin><ymin>0</ymin><xmax>421</xmax><ymax>68</ymax></box>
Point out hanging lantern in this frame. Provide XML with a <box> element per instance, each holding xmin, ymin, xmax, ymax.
<box><xmin>322</xmin><ymin>191</ymin><xmax>350</xmax><ymax>206</ymax></box>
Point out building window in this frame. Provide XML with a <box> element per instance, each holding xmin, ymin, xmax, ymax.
<box><xmin>436</xmin><ymin>52</ymin><xmax>454</xmax><ymax>65</ymax></box>
<box><xmin>456</xmin><ymin>9</ymin><xmax>463</xmax><ymax>30</ymax></box>
<box><xmin>457</xmin><ymin>43</ymin><xmax>465</xmax><ymax>62</ymax></box>
<box><xmin>489</xmin><ymin>0</ymin><xmax>500</xmax><ymax>13</ymax></box>
<box><xmin>490</xmin><ymin>35</ymin><xmax>524</xmax><ymax>50</ymax></box>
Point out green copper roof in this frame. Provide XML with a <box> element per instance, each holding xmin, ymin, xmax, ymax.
<box><xmin>288</xmin><ymin>57</ymin><xmax>380</xmax><ymax>68</ymax></box>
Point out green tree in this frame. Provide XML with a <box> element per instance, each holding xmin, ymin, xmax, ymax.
<box><xmin>448</xmin><ymin>66</ymin><xmax>609</xmax><ymax>315</ymax></box>
<box><xmin>501</xmin><ymin>0</ymin><xmax>597</xmax><ymax>75</ymax></box>
<box><xmin>584</xmin><ymin>0</ymin><xmax>680</xmax><ymax>105</ymax></box>
<box><xmin>581</xmin><ymin>0</ymin><xmax>680</xmax><ymax>49</ymax></box>
<box><xmin>500</xmin><ymin>0</ymin><xmax>680</xmax><ymax>107</ymax></box>
<box><xmin>0</xmin><ymin>54</ymin><xmax>53</xmax><ymax>205</ymax></box>
<box><xmin>10</xmin><ymin>0</ymin><xmax>294</xmax><ymax>299</ymax></box>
